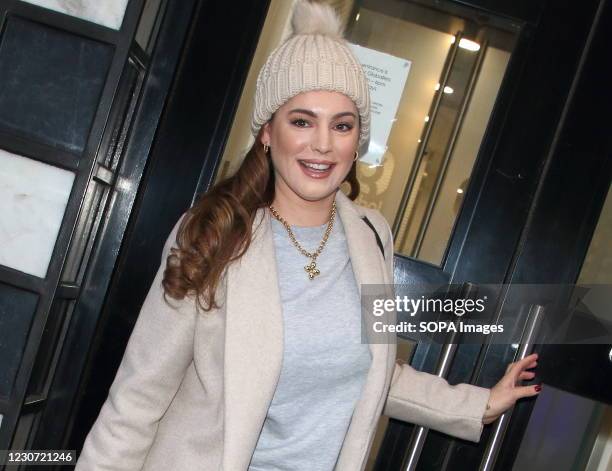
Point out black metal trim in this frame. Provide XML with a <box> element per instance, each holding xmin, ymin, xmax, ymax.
<box><xmin>0</xmin><ymin>266</ymin><xmax>44</xmax><ymax>295</ymax></box>
<box><xmin>1</xmin><ymin>0</ymin><xmax>123</xmax><ymax>44</ymax></box>
<box><xmin>0</xmin><ymin>129</ymin><xmax>80</xmax><ymax>171</ymax></box>
<box><xmin>361</xmin><ymin>216</ymin><xmax>385</xmax><ymax>259</ymax></box>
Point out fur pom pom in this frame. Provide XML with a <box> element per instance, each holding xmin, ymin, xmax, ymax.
<box><xmin>291</xmin><ymin>0</ymin><xmax>344</xmax><ymax>38</ymax></box>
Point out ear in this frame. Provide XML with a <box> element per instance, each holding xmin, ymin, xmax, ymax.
<box><xmin>260</xmin><ymin>121</ymin><xmax>271</xmax><ymax>146</ymax></box>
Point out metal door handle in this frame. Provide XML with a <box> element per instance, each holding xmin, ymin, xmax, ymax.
<box><xmin>479</xmin><ymin>303</ymin><xmax>545</xmax><ymax>471</ymax></box>
<box><xmin>402</xmin><ymin>282</ymin><xmax>478</xmax><ymax>471</ymax></box>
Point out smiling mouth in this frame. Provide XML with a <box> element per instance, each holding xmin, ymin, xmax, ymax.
<box><xmin>299</xmin><ymin>160</ymin><xmax>335</xmax><ymax>171</ymax></box>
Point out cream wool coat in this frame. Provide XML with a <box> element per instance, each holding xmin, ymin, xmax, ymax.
<box><xmin>76</xmin><ymin>188</ymin><xmax>491</xmax><ymax>471</ymax></box>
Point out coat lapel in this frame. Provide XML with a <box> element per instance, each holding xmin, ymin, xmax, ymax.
<box><xmin>333</xmin><ymin>190</ymin><xmax>395</xmax><ymax>470</ymax></box>
<box><xmin>223</xmin><ymin>189</ymin><xmax>393</xmax><ymax>470</ymax></box>
<box><xmin>223</xmin><ymin>207</ymin><xmax>284</xmax><ymax>470</ymax></box>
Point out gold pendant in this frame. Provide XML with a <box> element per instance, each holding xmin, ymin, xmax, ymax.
<box><xmin>304</xmin><ymin>259</ymin><xmax>320</xmax><ymax>280</ymax></box>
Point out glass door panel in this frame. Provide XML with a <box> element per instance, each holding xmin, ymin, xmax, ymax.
<box><xmin>490</xmin><ymin>206</ymin><xmax>612</xmax><ymax>469</ymax></box>
<box><xmin>345</xmin><ymin>0</ymin><xmax>518</xmax><ymax>265</ymax></box>
<box><xmin>511</xmin><ymin>184</ymin><xmax>612</xmax><ymax>470</ymax></box>
<box><xmin>512</xmin><ymin>386</ymin><xmax>611</xmax><ymax>471</ymax></box>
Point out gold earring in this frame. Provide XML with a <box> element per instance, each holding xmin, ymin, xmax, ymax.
<box><xmin>353</xmin><ymin>150</ymin><xmax>359</xmax><ymax>162</ymax></box>
<box><xmin>263</xmin><ymin>143</ymin><xmax>269</xmax><ymax>154</ymax></box>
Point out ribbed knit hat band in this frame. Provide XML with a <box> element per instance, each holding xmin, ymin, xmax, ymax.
<box><xmin>251</xmin><ymin>1</ymin><xmax>371</xmax><ymax>148</ymax></box>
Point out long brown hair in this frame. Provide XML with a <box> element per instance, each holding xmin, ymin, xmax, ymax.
<box><xmin>162</xmin><ymin>128</ymin><xmax>360</xmax><ymax>313</ymax></box>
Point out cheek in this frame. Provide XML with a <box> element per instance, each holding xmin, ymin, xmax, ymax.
<box><xmin>271</xmin><ymin>122</ymin><xmax>308</xmax><ymax>153</ymax></box>
<box><xmin>339</xmin><ymin>143</ymin><xmax>357</xmax><ymax>165</ymax></box>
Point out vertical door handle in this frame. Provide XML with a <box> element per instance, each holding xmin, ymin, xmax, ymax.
<box><xmin>478</xmin><ymin>303</ymin><xmax>545</xmax><ymax>471</ymax></box>
<box><xmin>402</xmin><ymin>282</ymin><xmax>478</xmax><ymax>471</ymax></box>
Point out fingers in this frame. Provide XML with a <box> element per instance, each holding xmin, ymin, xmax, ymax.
<box><xmin>506</xmin><ymin>353</ymin><xmax>539</xmax><ymax>376</ymax></box>
<box><xmin>515</xmin><ymin>383</ymin><xmax>542</xmax><ymax>399</ymax></box>
<box><xmin>518</xmin><ymin>370</ymin><xmax>536</xmax><ymax>381</ymax></box>
<box><xmin>501</xmin><ymin>353</ymin><xmax>539</xmax><ymax>389</ymax></box>
<box><xmin>517</xmin><ymin>353</ymin><xmax>538</xmax><ymax>369</ymax></box>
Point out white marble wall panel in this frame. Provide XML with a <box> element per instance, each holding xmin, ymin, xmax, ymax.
<box><xmin>21</xmin><ymin>0</ymin><xmax>129</xmax><ymax>30</ymax></box>
<box><xmin>0</xmin><ymin>148</ymin><xmax>75</xmax><ymax>278</ymax></box>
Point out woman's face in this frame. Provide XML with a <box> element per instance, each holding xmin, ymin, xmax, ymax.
<box><xmin>261</xmin><ymin>90</ymin><xmax>359</xmax><ymax>204</ymax></box>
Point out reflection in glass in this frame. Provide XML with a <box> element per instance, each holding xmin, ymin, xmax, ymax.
<box><xmin>578</xmin><ymin>185</ymin><xmax>612</xmax><ymax>284</ymax></box>
<box><xmin>512</xmin><ymin>385</ymin><xmax>611</xmax><ymax>471</ymax></box>
<box><xmin>0</xmin><ymin>149</ymin><xmax>75</xmax><ymax>278</ymax></box>
<box><xmin>20</xmin><ymin>0</ymin><xmax>129</xmax><ymax>30</ymax></box>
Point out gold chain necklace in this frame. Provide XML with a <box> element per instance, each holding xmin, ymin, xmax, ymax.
<box><xmin>268</xmin><ymin>201</ymin><xmax>336</xmax><ymax>280</ymax></box>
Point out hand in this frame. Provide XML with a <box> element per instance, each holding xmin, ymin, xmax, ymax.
<box><xmin>482</xmin><ymin>353</ymin><xmax>541</xmax><ymax>425</ymax></box>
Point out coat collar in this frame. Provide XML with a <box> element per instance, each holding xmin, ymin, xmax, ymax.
<box><xmin>223</xmin><ymin>188</ymin><xmax>390</xmax><ymax>470</ymax></box>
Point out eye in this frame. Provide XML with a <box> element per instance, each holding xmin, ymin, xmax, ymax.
<box><xmin>291</xmin><ymin>118</ymin><xmax>310</xmax><ymax>128</ymax></box>
<box><xmin>335</xmin><ymin>122</ymin><xmax>354</xmax><ymax>132</ymax></box>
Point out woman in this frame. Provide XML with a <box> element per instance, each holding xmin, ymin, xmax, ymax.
<box><xmin>76</xmin><ymin>2</ymin><xmax>540</xmax><ymax>470</ymax></box>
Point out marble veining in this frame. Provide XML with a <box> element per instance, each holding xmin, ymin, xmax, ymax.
<box><xmin>21</xmin><ymin>0</ymin><xmax>129</xmax><ymax>30</ymax></box>
<box><xmin>0</xmin><ymin>148</ymin><xmax>75</xmax><ymax>278</ymax></box>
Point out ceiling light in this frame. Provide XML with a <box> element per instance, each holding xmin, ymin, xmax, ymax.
<box><xmin>459</xmin><ymin>38</ymin><xmax>480</xmax><ymax>51</ymax></box>
<box><xmin>424</xmin><ymin>116</ymin><xmax>430</xmax><ymax>122</ymax></box>
<box><xmin>450</xmin><ymin>36</ymin><xmax>481</xmax><ymax>51</ymax></box>
<box><xmin>443</xmin><ymin>86</ymin><xmax>454</xmax><ymax>94</ymax></box>
<box><xmin>457</xmin><ymin>188</ymin><xmax>464</xmax><ymax>194</ymax></box>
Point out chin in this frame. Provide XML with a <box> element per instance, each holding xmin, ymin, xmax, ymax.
<box><xmin>292</xmin><ymin>183</ymin><xmax>339</xmax><ymax>202</ymax></box>
<box><xmin>276</xmin><ymin>166</ymin><xmax>349</xmax><ymax>202</ymax></box>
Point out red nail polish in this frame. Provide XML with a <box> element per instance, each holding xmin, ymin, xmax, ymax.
<box><xmin>535</xmin><ymin>384</ymin><xmax>542</xmax><ymax>392</ymax></box>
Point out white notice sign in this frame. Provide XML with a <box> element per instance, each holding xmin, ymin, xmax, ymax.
<box><xmin>348</xmin><ymin>44</ymin><xmax>411</xmax><ymax>166</ymax></box>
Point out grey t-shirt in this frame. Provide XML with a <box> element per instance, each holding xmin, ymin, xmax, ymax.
<box><xmin>248</xmin><ymin>212</ymin><xmax>372</xmax><ymax>471</ymax></box>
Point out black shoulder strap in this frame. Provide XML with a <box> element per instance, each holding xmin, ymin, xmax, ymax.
<box><xmin>361</xmin><ymin>216</ymin><xmax>385</xmax><ymax>259</ymax></box>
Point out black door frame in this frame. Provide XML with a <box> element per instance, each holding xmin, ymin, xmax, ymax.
<box><xmin>0</xmin><ymin>0</ymin><xmax>149</xmax><ymax>451</ymax></box>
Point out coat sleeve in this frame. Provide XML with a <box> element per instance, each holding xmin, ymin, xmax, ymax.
<box><xmin>374</xmin><ymin>211</ymin><xmax>491</xmax><ymax>443</ymax></box>
<box><xmin>76</xmin><ymin>213</ymin><xmax>196</xmax><ymax>470</ymax></box>
<box><xmin>384</xmin><ymin>362</ymin><xmax>491</xmax><ymax>442</ymax></box>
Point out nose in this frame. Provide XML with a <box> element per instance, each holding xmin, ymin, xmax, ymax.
<box><xmin>312</xmin><ymin>125</ymin><xmax>332</xmax><ymax>154</ymax></box>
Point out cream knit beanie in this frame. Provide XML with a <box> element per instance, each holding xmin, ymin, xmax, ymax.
<box><xmin>251</xmin><ymin>0</ymin><xmax>371</xmax><ymax>148</ymax></box>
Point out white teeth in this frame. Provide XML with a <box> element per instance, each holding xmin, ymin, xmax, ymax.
<box><xmin>302</xmin><ymin>161</ymin><xmax>331</xmax><ymax>170</ymax></box>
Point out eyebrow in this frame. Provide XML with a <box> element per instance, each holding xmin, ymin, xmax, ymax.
<box><xmin>288</xmin><ymin>108</ymin><xmax>357</xmax><ymax>119</ymax></box>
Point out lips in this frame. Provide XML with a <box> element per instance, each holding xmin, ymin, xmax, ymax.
<box><xmin>298</xmin><ymin>159</ymin><xmax>336</xmax><ymax>179</ymax></box>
